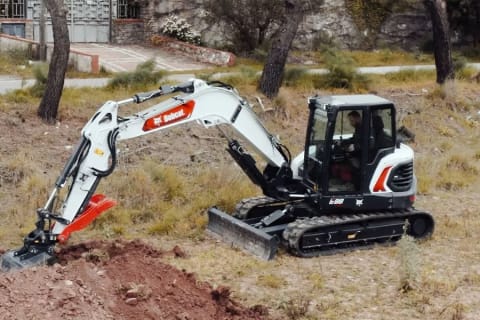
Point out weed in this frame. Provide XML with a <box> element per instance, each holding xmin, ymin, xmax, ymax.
<box><xmin>439</xmin><ymin>302</ymin><xmax>466</xmax><ymax>320</ymax></box>
<box><xmin>307</xmin><ymin>273</ymin><xmax>324</xmax><ymax>290</ymax></box>
<box><xmin>217</xmin><ymin>66</ymin><xmax>259</xmax><ymax>87</ymax></box>
<box><xmin>257</xmin><ymin>274</ymin><xmax>286</xmax><ymax>289</ymax></box>
<box><xmin>474</xmin><ymin>150</ymin><xmax>480</xmax><ymax>160</ymax></box>
<box><xmin>283</xmin><ymin>67</ymin><xmax>308</xmax><ymax>87</ymax></box>
<box><xmin>0</xmin><ymin>49</ymin><xmax>32</xmax><ymax>76</ymax></box>
<box><xmin>107</xmin><ymin>59</ymin><xmax>166</xmax><ymax>89</ymax></box>
<box><xmin>279</xmin><ymin>296</ymin><xmax>311</xmax><ymax>320</ymax></box>
<box><xmin>314</xmin><ymin>48</ymin><xmax>370</xmax><ymax>91</ymax></box>
<box><xmin>29</xmin><ymin>63</ymin><xmax>49</xmax><ymax>98</ymax></box>
<box><xmin>398</xmin><ymin>233</ymin><xmax>421</xmax><ymax>292</ymax></box>
<box><xmin>384</xmin><ymin>69</ymin><xmax>435</xmax><ymax>83</ymax></box>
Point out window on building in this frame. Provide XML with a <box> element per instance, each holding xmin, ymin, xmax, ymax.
<box><xmin>117</xmin><ymin>0</ymin><xmax>140</xmax><ymax>19</ymax></box>
<box><xmin>0</xmin><ymin>0</ymin><xmax>26</xmax><ymax>19</ymax></box>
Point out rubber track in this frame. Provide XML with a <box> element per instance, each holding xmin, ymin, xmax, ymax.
<box><xmin>283</xmin><ymin>209</ymin><xmax>434</xmax><ymax>258</ymax></box>
<box><xmin>234</xmin><ymin>196</ymin><xmax>283</xmax><ymax>219</ymax></box>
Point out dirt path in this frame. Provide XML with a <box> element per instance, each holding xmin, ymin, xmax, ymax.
<box><xmin>0</xmin><ymin>240</ymin><xmax>269</xmax><ymax>320</ymax></box>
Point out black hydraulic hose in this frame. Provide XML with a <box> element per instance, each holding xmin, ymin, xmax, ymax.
<box><xmin>206</xmin><ymin>81</ymin><xmax>233</xmax><ymax>90</ymax></box>
<box><xmin>92</xmin><ymin>129</ymin><xmax>120</xmax><ymax>177</ymax></box>
<box><xmin>55</xmin><ymin>136</ymin><xmax>90</xmax><ymax>187</ymax></box>
<box><xmin>278</xmin><ymin>143</ymin><xmax>292</xmax><ymax>164</ymax></box>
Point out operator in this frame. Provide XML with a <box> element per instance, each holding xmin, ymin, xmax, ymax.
<box><xmin>333</xmin><ymin>110</ymin><xmax>362</xmax><ymax>190</ymax></box>
<box><xmin>344</xmin><ymin>110</ymin><xmax>362</xmax><ymax>168</ymax></box>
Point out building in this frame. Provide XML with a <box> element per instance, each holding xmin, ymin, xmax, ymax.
<box><xmin>0</xmin><ymin>0</ymin><xmax>144</xmax><ymax>43</ymax></box>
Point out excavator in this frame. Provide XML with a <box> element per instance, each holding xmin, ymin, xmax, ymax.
<box><xmin>1</xmin><ymin>79</ymin><xmax>434</xmax><ymax>270</ymax></box>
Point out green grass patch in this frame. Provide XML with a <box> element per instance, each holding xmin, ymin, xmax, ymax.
<box><xmin>107</xmin><ymin>59</ymin><xmax>167</xmax><ymax>89</ymax></box>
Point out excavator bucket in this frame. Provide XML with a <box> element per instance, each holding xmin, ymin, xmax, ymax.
<box><xmin>1</xmin><ymin>247</ymin><xmax>56</xmax><ymax>272</ymax></box>
<box><xmin>207</xmin><ymin>207</ymin><xmax>279</xmax><ymax>260</ymax></box>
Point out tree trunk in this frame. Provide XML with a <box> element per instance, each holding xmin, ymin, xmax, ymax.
<box><xmin>259</xmin><ymin>1</ymin><xmax>304</xmax><ymax>98</ymax></box>
<box><xmin>37</xmin><ymin>0</ymin><xmax>70</xmax><ymax>123</ymax></box>
<box><xmin>423</xmin><ymin>0</ymin><xmax>454</xmax><ymax>84</ymax></box>
<box><xmin>474</xmin><ymin>0</ymin><xmax>480</xmax><ymax>46</ymax></box>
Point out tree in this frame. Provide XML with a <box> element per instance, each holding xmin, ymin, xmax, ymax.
<box><xmin>423</xmin><ymin>0</ymin><xmax>454</xmax><ymax>84</ymax></box>
<box><xmin>37</xmin><ymin>0</ymin><xmax>70</xmax><ymax>123</ymax></box>
<box><xmin>204</xmin><ymin>0</ymin><xmax>284</xmax><ymax>53</ymax></box>
<box><xmin>447</xmin><ymin>0</ymin><xmax>480</xmax><ymax>46</ymax></box>
<box><xmin>258</xmin><ymin>1</ymin><xmax>306</xmax><ymax>98</ymax></box>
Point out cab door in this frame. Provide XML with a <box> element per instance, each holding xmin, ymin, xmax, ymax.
<box><xmin>327</xmin><ymin>108</ymin><xmax>366</xmax><ymax>193</ymax></box>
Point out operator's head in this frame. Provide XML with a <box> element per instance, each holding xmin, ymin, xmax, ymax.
<box><xmin>347</xmin><ymin>111</ymin><xmax>361</xmax><ymax>128</ymax></box>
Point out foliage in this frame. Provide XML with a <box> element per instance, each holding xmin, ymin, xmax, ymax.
<box><xmin>345</xmin><ymin>0</ymin><xmax>409</xmax><ymax>48</ymax></box>
<box><xmin>447</xmin><ymin>0</ymin><xmax>480</xmax><ymax>46</ymax></box>
<box><xmin>107</xmin><ymin>59</ymin><xmax>166</xmax><ymax>89</ymax></box>
<box><xmin>315</xmin><ymin>48</ymin><xmax>370</xmax><ymax>91</ymax></box>
<box><xmin>398</xmin><ymin>234</ymin><xmax>421</xmax><ymax>292</ymax></box>
<box><xmin>29</xmin><ymin>63</ymin><xmax>49</xmax><ymax>98</ymax></box>
<box><xmin>203</xmin><ymin>0</ymin><xmax>284</xmax><ymax>53</ymax></box>
<box><xmin>283</xmin><ymin>67</ymin><xmax>309</xmax><ymax>87</ymax></box>
<box><xmin>159</xmin><ymin>14</ymin><xmax>201</xmax><ymax>45</ymax></box>
<box><xmin>0</xmin><ymin>49</ymin><xmax>30</xmax><ymax>72</ymax></box>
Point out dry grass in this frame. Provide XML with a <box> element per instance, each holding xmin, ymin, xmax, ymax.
<box><xmin>0</xmin><ymin>64</ymin><xmax>480</xmax><ymax>319</ymax></box>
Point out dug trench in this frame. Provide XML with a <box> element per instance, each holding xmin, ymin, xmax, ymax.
<box><xmin>0</xmin><ymin>240</ymin><xmax>270</xmax><ymax>320</ymax></box>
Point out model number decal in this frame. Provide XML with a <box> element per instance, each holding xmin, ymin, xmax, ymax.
<box><xmin>329</xmin><ymin>198</ymin><xmax>344</xmax><ymax>206</ymax></box>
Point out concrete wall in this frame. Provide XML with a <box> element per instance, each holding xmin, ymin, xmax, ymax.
<box><xmin>0</xmin><ymin>33</ymin><xmax>100</xmax><ymax>74</ymax></box>
<box><xmin>0</xmin><ymin>33</ymin><xmax>40</xmax><ymax>58</ymax></box>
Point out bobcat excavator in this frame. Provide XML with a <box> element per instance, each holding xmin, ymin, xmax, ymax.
<box><xmin>1</xmin><ymin>79</ymin><xmax>434</xmax><ymax>270</ymax></box>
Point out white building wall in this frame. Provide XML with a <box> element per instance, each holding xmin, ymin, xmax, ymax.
<box><xmin>29</xmin><ymin>0</ymin><xmax>113</xmax><ymax>43</ymax></box>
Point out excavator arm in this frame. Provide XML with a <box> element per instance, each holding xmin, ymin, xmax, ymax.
<box><xmin>1</xmin><ymin>79</ymin><xmax>296</xmax><ymax>270</ymax></box>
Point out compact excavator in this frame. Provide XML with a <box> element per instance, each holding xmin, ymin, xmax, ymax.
<box><xmin>1</xmin><ymin>79</ymin><xmax>434</xmax><ymax>270</ymax></box>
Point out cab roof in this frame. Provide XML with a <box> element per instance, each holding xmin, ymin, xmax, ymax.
<box><xmin>310</xmin><ymin>94</ymin><xmax>393</xmax><ymax>107</ymax></box>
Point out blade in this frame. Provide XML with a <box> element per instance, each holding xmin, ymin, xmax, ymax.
<box><xmin>207</xmin><ymin>207</ymin><xmax>279</xmax><ymax>260</ymax></box>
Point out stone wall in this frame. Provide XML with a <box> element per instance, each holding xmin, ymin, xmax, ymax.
<box><xmin>151</xmin><ymin>35</ymin><xmax>235</xmax><ymax>66</ymax></box>
<box><xmin>145</xmin><ymin>0</ymin><xmax>430</xmax><ymax>51</ymax></box>
<box><xmin>112</xmin><ymin>19</ymin><xmax>145</xmax><ymax>44</ymax></box>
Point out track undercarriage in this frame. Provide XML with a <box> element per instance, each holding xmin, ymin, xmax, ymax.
<box><xmin>207</xmin><ymin>196</ymin><xmax>434</xmax><ymax>260</ymax></box>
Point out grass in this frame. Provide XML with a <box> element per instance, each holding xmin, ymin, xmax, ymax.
<box><xmin>1</xmin><ymin>49</ymin><xmax>480</xmax><ymax>319</ymax></box>
<box><xmin>0</xmin><ymin>49</ymin><xmax>33</xmax><ymax>77</ymax></box>
<box><xmin>290</xmin><ymin>49</ymin><xmax>435</xmax><ymax>67</ymax></box>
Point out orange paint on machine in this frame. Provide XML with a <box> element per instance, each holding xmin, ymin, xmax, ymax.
<box><xmin>143</xmin><ymin>100</ymin><xmax>195</xmax><ymax>131</ymax></box>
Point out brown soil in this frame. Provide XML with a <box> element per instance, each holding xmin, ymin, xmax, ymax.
<box><xmin>0</xmin><ymin>240</ymin><xmax>269</xmax><ymax>320</ymax></box>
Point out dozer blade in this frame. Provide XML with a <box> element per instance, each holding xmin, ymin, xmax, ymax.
<box><xmin>207</xmin><ymin>207</ymin><xmax>279</xmax><ymax>260</ymax></box>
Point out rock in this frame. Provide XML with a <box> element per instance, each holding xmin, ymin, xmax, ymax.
<box><xmin>125</xmin><ymin>297</ymin><xmax>138</xmax><ymax>305</ymax></box>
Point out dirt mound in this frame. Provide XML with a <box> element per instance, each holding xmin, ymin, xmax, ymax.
<box><xmin>0</xmin><ymin>240</ymin><xmax>269</xmax><ymax>320</ymax></box>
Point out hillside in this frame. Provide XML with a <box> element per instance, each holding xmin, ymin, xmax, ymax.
<box><xmin>0</xmin><ymin>77</ymin><xmax>479</xmax><ymax>319</ymax></box>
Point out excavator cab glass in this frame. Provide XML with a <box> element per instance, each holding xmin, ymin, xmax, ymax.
<box><xmin>304</xmin><ymin>107</ymin><xmax>329</xmax><ymax>187</ymax></box>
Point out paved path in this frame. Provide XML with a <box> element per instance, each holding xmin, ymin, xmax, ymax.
<box><xmin>0</xmin><ymin>74</ymin><xmax>195</xmax><ymax>95</ymax></box>
<box><xmin>70</xmin><ymin>43</ymin><xmax>209</xmax><ymax>72</ymax></box>
<box><xmin>1</xmin><ymin>62</ymin><xmax>479</xmax><ymax>95</ymax></box>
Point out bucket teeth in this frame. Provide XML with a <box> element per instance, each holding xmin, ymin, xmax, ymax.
<box><xmin>207</xmin><ymin>207</ymin><xmax>279</xmax><ymax>260</ymax></box>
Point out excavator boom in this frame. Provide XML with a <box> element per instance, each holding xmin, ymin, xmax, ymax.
<box><xmin>1</xmin><ymin>79</ymin><xmax>296</xmax><ymax>271</ymax></box>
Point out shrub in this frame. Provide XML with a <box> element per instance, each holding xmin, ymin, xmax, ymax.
<box><xmin>398</xmin><ymin>234</ymin><xmax>421</xmax><ymax>292</ymax></box>
<box><xmin>283</xmin><ymin>67</ymin><xmax>308</xmax><ymax>87</ymax></box>
<box><xmin>314</xmin><ymin>48</ymin><xmax>370</xmax><ymax>91</ymax></box>
<box><xmin>29</xmin><ymin>63</ymin><xmax>49</xmax><ymax>98</ymax></box>
<box><xmin>159</xmin><ymin>14</ymin><xmax>201</xmax><ymax>45</ymax></box>
<box><xmin>107</xmin><ymin>59</ymin><xmax>166</xmax><ymax>89</ymax></box>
